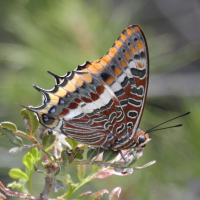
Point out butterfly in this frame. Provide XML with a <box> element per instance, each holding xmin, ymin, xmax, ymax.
<box><xmin>28</xmin><ymin>25</ymin><xmax>150</xmax><ymax>158</ymax></box>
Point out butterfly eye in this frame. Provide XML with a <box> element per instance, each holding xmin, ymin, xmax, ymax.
<box><xmin>138</xmin><ymin>135</ymin><xmax>146</xmax><ymax>144</ymax></box>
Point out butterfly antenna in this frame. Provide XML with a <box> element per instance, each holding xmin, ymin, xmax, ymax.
<box><xmin>147</xmin><ymin>124</ymin><xmax>183</xmax><ymax>133</ymax></box>
<box><xmin>146</xmin><ymin>111</ymin><xmax>190</xmax><ymax>134</ymax></box>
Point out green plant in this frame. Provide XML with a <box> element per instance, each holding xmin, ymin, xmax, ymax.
<box><xmin>0</xmin><ymin>109</ymin><xmax>155</xmax><ymax>200</ymax></box>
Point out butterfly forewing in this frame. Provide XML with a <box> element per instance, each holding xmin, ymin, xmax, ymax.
<box><xmin>30</xmin><ymin>25</ymin><xmax>149</xmax><ymax>150</ymax></box>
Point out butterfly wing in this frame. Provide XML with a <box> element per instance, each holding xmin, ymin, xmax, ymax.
<box><xmin>85</xmin><ymin>25</ymin><xmax>149</xmax><ymax>149</ymax></box>
<box><xmin>102</xmin><ymin>25</ymin><xmax>149</xmax><ymax>149</ymax></box>
<box><xmin>29</xmin><ymin>25</ymin><xmax>149</xmax><ymax>150</ymax></box>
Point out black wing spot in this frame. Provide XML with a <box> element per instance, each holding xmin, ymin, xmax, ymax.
<box><xmin>101</xmin><ymin>73</ymin><xmax>110</xmax><ymax>81</ymax></box>
<box><xmin>74</xmin><ymin>89</ymin><xmax>79</xmax><ymax>94</ymax></box>
<box><xmin>134</xmin><ymin>38</ymin><xmax>138</xmax><ymax>42</ymax></box>
<box><xmin>122</xmin><ymin>49</ymin><xmax>126</xmax><ymax>53</ymax></box>
<box><xmin>118</xmin><ymin>57</ymin><xmax>121</xmax><ymax>61</ymax></box>
<box><xmin>114</xmin><ymin>140</ymin><xmax>120</xmax><ymax>145</ymax></box>
<box><xmin>121</xmin><ymin>76</ymin><xmax>129</xmax><ymax>87</ymax></box>
<box><xmin>140</xmin><ymin>51</ymin><xmax>145</xmax><ymax>59</ymax></box>
<box><xmin>138</xmin><ymin>88</ymin><xmax>143</xmax><ymax>95</ymax></box>
<box><xmin>128</xmin><ymin>111</ymin><xmax>138</xmax><ymax>118</ymax></box>
<box><xmin>80</xmin><ymin>103</ymin><xmax>86</xmax><ymax>107</ymax></box>
<box><xmin>131</xmin><ymin>68</ymin><xmax>146</xmax><ymax>78</ymax></box>
<box><xmin>120</xmin><ymin>99</ymin><xmax>128</xmax><ymax>106</ymax></box>
<box><xmin>116</xmin><ymin>123</ymin><xmax>125</xmax><ymax>133</ymax></box>
<box><xmin>80</xmin><ymin>82</ymin><xmax>86</xmax><ymax>89</ymax></box>
<box><xmin>129</xmin><ymin>78</ymin><xmax>135</xmax><ymax>85</ymax></box>
<box><xmin>131</xmin><ymin>87</ymin><xmax>143</xmax><ymax>96</ymax></box>
<box><xmin>127</xmin><ymin>122</ymin><xmax>133</xmax><ymax>128</ymax></box>
<box><xmin>115</xmin><ymin>89</ymin><xmax>125</xmax><ymax>97</ymax></box>
<box><xmin>134</xmin><ymin>54</ymin><xmax>140</xmax><ymax>60</ymax></box>
<box><xmin>129</xmin><ymin>99</ymin><xmax>141</xmax><ymax>106</ymax></box>
<box><xmin>128</xmin><ymin>42</ymin><xmax>131</xmax><ymax>45</ymax></box>
<box><xmin>111</xmin><ymin>65</ymin><xmax>115</xmax><ymax>71</ymax></box>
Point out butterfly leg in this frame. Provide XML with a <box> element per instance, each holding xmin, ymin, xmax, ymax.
<box><xmin>90</xmin><ymin>147</ymin><xmax>101</xmax><ymax>164</ymax></box>
<box><xmin>119</xmin><ymin>150</ymin><xmax>128</xmax><ymax>163</ymax></box>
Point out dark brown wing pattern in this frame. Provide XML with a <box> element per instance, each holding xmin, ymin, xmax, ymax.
<box><xmin>29</xmin><ymin>25</ymin><xmax>149</xmax><ymax>150</ymax></box>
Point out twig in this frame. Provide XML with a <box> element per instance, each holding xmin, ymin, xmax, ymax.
<box><xmin>39</xmin><ymin>167</ymin><xmax>54</xmax><ymax>200</ymax></box>
<box><xmin>0</xmin><ymin>181</ymin><xmax>39</xmax><ymax>200</ymax></box>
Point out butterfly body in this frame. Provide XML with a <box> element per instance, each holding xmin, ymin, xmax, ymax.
<box><xmin>30</xmin><ymin>25</ymin><xmax>150</xmax><ymax>151</ymax></box>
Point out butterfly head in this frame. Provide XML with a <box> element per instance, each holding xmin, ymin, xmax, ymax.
<box><xmin>134</xmin><ymin>129</ymin><xmax>151</xmax><ymax>148</ymax></box>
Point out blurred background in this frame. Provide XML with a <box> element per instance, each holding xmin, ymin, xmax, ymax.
<box><xmin>0</xmin><ymin>0</ymin><xmax>200</xmax><ymax>199</ymax></box>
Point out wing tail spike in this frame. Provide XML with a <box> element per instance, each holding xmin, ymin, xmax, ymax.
<box><xmin>47</xmin><ymin>71</ymin><xmax>63</xmax><ymax>84</ymax></box>
<box><xmin>33</xmin><ymin>84</ymin><xmax>52</xmax><ymax>95</ymax></box>
<box><xmin>19</xmin><ymin>104</ymin><xmax>38</xmax><ymax>113</ymax></box>
<box><xmin>33</xmin><ymin>84</ymin><xmax>44</xmax><ymax>93</ymax></box>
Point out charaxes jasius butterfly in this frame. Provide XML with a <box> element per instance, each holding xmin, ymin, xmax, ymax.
<box><xmin>28</xmin><ymin>25</ymin><xmax>150</xmax><ymax>159</ymax></box>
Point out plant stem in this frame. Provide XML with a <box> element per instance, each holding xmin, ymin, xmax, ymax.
<box><xmin>28</xmin><ymin>169</ymin><xmax>34</xmax><ymax>195</ymax></box>
<box><xmin>60</xmin><ymin>168</ymin><xmax>103</xmax><ymax>198</ymax></box>
<box><xmin>39</xmin><ymin>167</ymin><xmax>54</xmax><ymax>200</ymax></box>
<box><xmin>61</xmin><ymin>177</ymin><xmax>92</xmax><ymax>198</ymax></box>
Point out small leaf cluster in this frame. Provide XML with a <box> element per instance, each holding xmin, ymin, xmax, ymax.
<box><xmin>8</xmin><ymin>147</ymin><xmax>41</xmax><ymax>194</ymax></box>
<box><xmin>0</xmin><ymin>109</ymin><xmax>155</xmax><ymax>199</ymax></box>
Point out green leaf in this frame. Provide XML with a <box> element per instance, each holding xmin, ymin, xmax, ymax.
<box><xmin>62</xmin><ymin>160</ymin><xmax>69</xmax><ymax>165</ymax></box>
<box><xmin>21</xmin><ymin>108</ymin><xmax>39</xmax><ymax>136</ymax></box>
<box><xmin>61</xmin><ymin>150</ymin><xmax>68</xmax><ymax>161</ymax></box>
<box><xmin>102</xmin><ymin>150</ymin><xmax>119</xmax><ymax>162</ymax></box>
<box><xmin>88</xmin><ymin>189</ymin><xmax>108</xmax><ymax>200</ymax></box>
<box><xmin>7</xmin><ymin>181</ymin><xmax>24</xmax><ymax>193</ymax></box>
<box><xmin>9</xmin><ymin>169</ymin><xmax>28</xmax><ymax>180</ymax></box>
<box><xmin>0</xmin><ymin>122</ymin><xmax>17</xmax><ymax>133</ymax></box>
<box><xmin>65</xmin><ymin>137</ymin><xmax>78</xmax><ymax>149</ymax></box>
<box><xmin>62</xmin><ymin>174</ymin><xmax>77</xmax><ymax>198</ymax></box>
<box><xmin>42</xmin><ymin>132</ymin><xmax>56</xmax><ymax>148</ymax></box>
<box><xmin>46</xmin><ymin>134</ymin><xmax>56</xmax><ymax>148</ymax></box>
<box><xmin>30</xmin><ymin>147</ymin><xmax>38</xmax><ymax>161</ymax></box>
<box><xmin>1</xmin><ymin>128</ymin><xmax>23</xmax><ymax>146</ymax></box>
<box><xmin>54</xmin><ymin>168</ymin><xmax>60</xmax><ymax>176</ymax></box>
<box><xmin>76</xmin><ymin>164</ymin><xmax>86</xmax><ymax>181</ymax></box>
<box><xmin>16</xmin><ymin>130</ymin><xmax>29</xmax><ymax>137</ymax></box>
<box><xmin>42</xmin><ymin>132</ymin><xmax>50</xmax><ymax>147</ymax></box>
<box><xmin>63</xmin><ymin>174</ymin><xmax>74</xmax><ymax>185</ymax></box>
<box><xmin>61</xmin><ymin>150</ymin><xmax>75</xmax><ymax>164</ymax></box>
<box><xmin>23</xmin><ymin>152</ymin><xmax>34</xmax><ymax>170</ymax></box>
<box><xmin>40</xmin><ymin>150</ymin><xmax>52</xmax><ymax>160</ymax></box>
<box><xmin>73</xmin><ymin>147</ymin><xmax>84</xmax><ymax>159</ymax></box>
<box><xmin>108</xmin><ymin>187</ymin><xmax>121</xmax><ymax>200</ymax></box>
